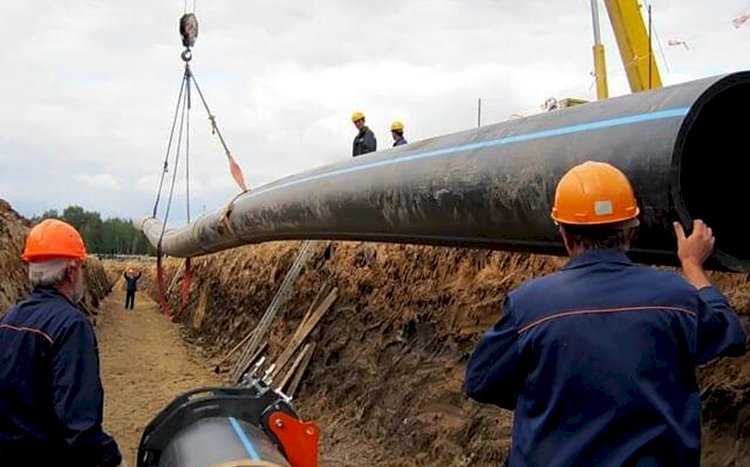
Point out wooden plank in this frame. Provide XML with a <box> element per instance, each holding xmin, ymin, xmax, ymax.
<box><xmin>165</xmin><ymin>258</ymin><xmax>187</xmax><ymax>298</ymax></box>
<box><xmin>300</xmin><ymin>279</ymin><xmax>330</xmax><ymax>329</ymax></box>
<box><xmin>286</xmin><ymin>343</ymin><xmax>316</xmax><ymax>398</ymax></box>
<box><xmin>291</xmin><ymin>281</ymin><xmax>330</xmax><ymax>346</ymax></box>
<box><xmin>215</xmin><ymin>329</ymin><xmax>255</xmax><ymax>368</ymax></box>
<box><xmin>277</xmin><ymin>342</ymin><xmax>313</xmax><ymax>392</ymax></box>
<box><xmin>231</xmin><ymin>240</ymin><xmax>316</xmax><ymax>382</ymax></box>
<box><xmin>271</xmin><ymin>287</ymin><xmax>336</xmax><ymax>379</ymax></box>
<box><xmin>268</xmin><ymin>282</ymin><xmax>329</xmax><ymax>381</ymax></box>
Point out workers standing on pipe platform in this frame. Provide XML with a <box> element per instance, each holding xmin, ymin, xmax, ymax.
<box><xmin>123</xmin><ymin>267</ymin><xmax>142</xmax><ymax>310</ymax></box>
<box><xmin>0</xmin><ymin>219</ymin><xmax>122</xmax><ymax>466</ymax></box>
<box><xmin>464</xmin><ymin>161</ymin><xmax>747</xmax><ymax>466</ymax></box>
<box><xmin>351</xmin><ymin>111</ymin><xmax>376</xmax><ymax>157</ymax></box>
<box><xmin>391</xmin><ymin>120</ymin><xmax>408</xmax><ymax>147</ymax></box>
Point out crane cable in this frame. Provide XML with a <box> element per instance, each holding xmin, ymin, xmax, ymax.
<box><xmin>152</xmin><ymin>69</ymin><xmax>190</xmax><ymax>318</ymax></box>
<box><xmin>184</xmin><ymin>0</ymin><xmax>196</xmax><ymax>15</ymax></box>
<box><xmin>150</xmin><ymin>8</ymin><xmax>248</xmax><ymax>317</ymax></box>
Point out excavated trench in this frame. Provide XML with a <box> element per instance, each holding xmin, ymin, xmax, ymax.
<box><xmin>2</xmin><ymin>199</ymin><xmax>749</xmax><ymax>465</ymax></box>
<box><xmin>0</xmin><ymin>200</ymin><xmax>216</xmax><ymax>465</ymax></box>
<box><xmin>146</xmin><ymin>241</ymin><xmax>750</xmax><ymax>466</ymax></box>
<box><xmin>0</xmin><ymin>199</ymin><xmax>112</xmax><ymax>317</ymax></box>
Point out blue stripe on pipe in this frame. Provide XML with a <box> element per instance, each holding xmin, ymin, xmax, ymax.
<box><xmin>228</xmin><ymin>417</ymin><xmax>260</xmax><ymax>460</ymax></box>
<box><xmin>237</xmin><ymin>107</ymin><xmax>690</xmax><ymax>202</ymax></box>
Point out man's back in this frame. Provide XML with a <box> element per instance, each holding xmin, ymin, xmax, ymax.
<box><xmin>0</xmin><ymin>287</ymin><xmax>120</xmax><ymax>466</ymax></box>
<box><xmin>464</xmin><ymin>249</ymin><xmax>746</xmax><ymax>466</ymax></box>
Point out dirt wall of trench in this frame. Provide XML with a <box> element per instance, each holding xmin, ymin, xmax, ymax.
<box><xmin>0</xmin><ymin>198</ymin><xmax>112</xmax><ymax>318</ymax></box>
<box><xmin>147</xmin><ymin>241</ymin><xmax>750</xmax><ymax>466</ymax></box>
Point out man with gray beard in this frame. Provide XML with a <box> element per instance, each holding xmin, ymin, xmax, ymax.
<box><xmin>0</xmin><ymin>219</ymin><xmax>122</xmax><ymax>466</ymax></box>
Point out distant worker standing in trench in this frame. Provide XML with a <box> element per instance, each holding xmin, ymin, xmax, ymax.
<box><xmin>464</xmin><ymin>161</ymin><xmax>747</xmax><ymax>466</ymax></box>
<box><xmin>0</xmin><ymin>219</ymin><xmax>122</xmax><ymax>466</ymax></box>
<box><xmin>123</xmin><ymin>267</ymin><xmax>142</xmax><ymax>310</ymax></box>
<box><xmin>351</xmin><ymin>111</ymin><xmax>377</xmax><ymax>157</ymax></box>
<box><xmin>390</xmin><ymin>120</ymin><xmax>408</xmax><ymax>147</ymax></box>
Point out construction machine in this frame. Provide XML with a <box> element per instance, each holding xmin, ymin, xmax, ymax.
<box><xmin>137</xmin><ymin>360</ymin><xmax>319</xmax><ymax>467</ymax></box>
<box><xmin>592</xmin><ymin>0</ymin><xmax>662</xmax><ymax>98</ymax></box>
<box><xmin>552</xmin><ymin>0</ymin><xmax>663</xmax><ymax>109</ymax></box>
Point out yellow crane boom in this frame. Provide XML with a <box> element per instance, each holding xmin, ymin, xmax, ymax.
<box><xmin>592</xmin><ymin>0</ymin><xmax>662</xmax><ymax>99</ymax></box>
<box><xmin>590</xmin><ymin>0</ymin><xmax>610</xmax><ymax>99</ymax></box>
<box><xmin>604</xmin><ymin>0</ymin><xmax>662</xmax><ymax>92</ymax></box>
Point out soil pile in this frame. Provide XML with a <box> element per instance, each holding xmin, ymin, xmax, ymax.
<box><xmin>0</xmin><ymin>199</ymin><xmax>31</xmax><ymax>311</ymax></box>
<box><xmin>145</xmin><ymin>241</ymin><xmax>749</xmax><ymax>466</ymax></box>
<box><xmin>0</xmin><ymin>198</ymin><xmax>111</xmax><ymax>317</ymax></box>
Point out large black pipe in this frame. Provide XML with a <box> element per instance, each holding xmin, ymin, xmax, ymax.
<box><xmin>138</xmin><ymin>71</ymin><xmax>750</xmax><ymax>271</ymax></box>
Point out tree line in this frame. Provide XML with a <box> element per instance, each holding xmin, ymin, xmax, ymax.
<box><xmin>34</xmin><ymin>206</ymin><xmax>155</xmax><ymax>255</ymax></box>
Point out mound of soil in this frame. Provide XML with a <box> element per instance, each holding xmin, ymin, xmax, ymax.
<box><xmin>0</xmin><ymin>199</ymin><xmax>31</xmax><ymax>311</ymax></box>
<box><xmin>0</xmin><ymin>198</ymin><xmax>111</xmax><ymax>317</ymax></box>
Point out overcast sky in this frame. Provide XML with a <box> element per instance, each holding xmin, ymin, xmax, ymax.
<box><xmin>0</xmin><ymin>0</ymin><xmax>748</xmax><ymax>225</ymax></box>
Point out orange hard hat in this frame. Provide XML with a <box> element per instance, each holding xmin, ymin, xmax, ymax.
<box><xmin>21</xmin><ymin>219</ymin><xmax>88</xmax><ymax>262</ymax></box>
<box><xmin>550</xmin><ymin>161</ymin><xmax>639</xmax><ymax>225</ymax></box>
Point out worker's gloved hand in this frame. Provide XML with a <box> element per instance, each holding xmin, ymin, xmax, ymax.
<box><xmin>673</xmin><ymin>219</ymin><xmax>714</xmax><ymax>288</ymax></box>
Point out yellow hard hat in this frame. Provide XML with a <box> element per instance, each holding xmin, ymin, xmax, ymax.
<box><xmin>351</xmin><ymin>111</ymin><xmax>365</xmax><ymax>123</ymax></box>
<box><xmin>391</xmin><ymin>120</ymin><xmax>404</xmax><ymax>131</ymax></box>
<box><xmin>551</xmin><ymin>161</ymin><xmax>639</xmax><ymax>225</ymax></box>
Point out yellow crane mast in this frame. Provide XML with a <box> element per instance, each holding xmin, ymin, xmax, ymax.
<box><xmin>593</xmin><ymin>0</ymin><xmax>663</xmax><ymax>99</ymax></box>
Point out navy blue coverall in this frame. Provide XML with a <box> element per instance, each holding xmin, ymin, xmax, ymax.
<box><xmin>124</xmin><ymin>271</ymin><xmax>142</xmax><ymax>310</ymax></box>
<box><xmin>464</xmin><ymin>249</ymin><xmax>747</xmax><ymax>467</ymax></box>
<box><xmin>0</xmin><ymin>287</ymin><xmax>121</xmax><ymax>466</ymax></box>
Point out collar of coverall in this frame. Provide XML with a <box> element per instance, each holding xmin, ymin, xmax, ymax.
<box><xmin>32</xmin><ymin>285</ymin><xmax>79</xmax><ymax>307</ymax></box>
<box><xmin>563</xmin><ymin>248</ymin><xmax>633</xmax><ymax>270</ymax></box>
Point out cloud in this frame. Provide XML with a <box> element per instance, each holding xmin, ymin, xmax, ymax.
<box><xmin>0</xmin><ymin>0</ymin><xmax>748</xmax><ymax>223</ymax></box>
<box><xmin>73</xmin><ymin>173</ymin><xmax>122</xmax><ymax>191</ymax></box>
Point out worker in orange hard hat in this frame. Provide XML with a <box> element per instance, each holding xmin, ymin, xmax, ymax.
<box><xmin>464</xmin><ymin>161</ymin><xmax>747</xmax><ymax>466</ymax></box>
<box><xmin>390</xmin><ymin>120</ymin><xmax>407</xmax><ymax>147</ymax></box>
<box><xmin>351</xmin><ymin>111</ymin><xmax>376</xmax><ymax>157</ymax></box>
<box><xmin>0</xmin><ymin>219</ymin><xmax>122</xmax><ymax>466</ymax></box>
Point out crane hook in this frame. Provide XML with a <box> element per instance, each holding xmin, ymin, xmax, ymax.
<box><xmin>179</xmin><ymin>13</ymin><xmax>198</xmax><ymax>48</ymax></box>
